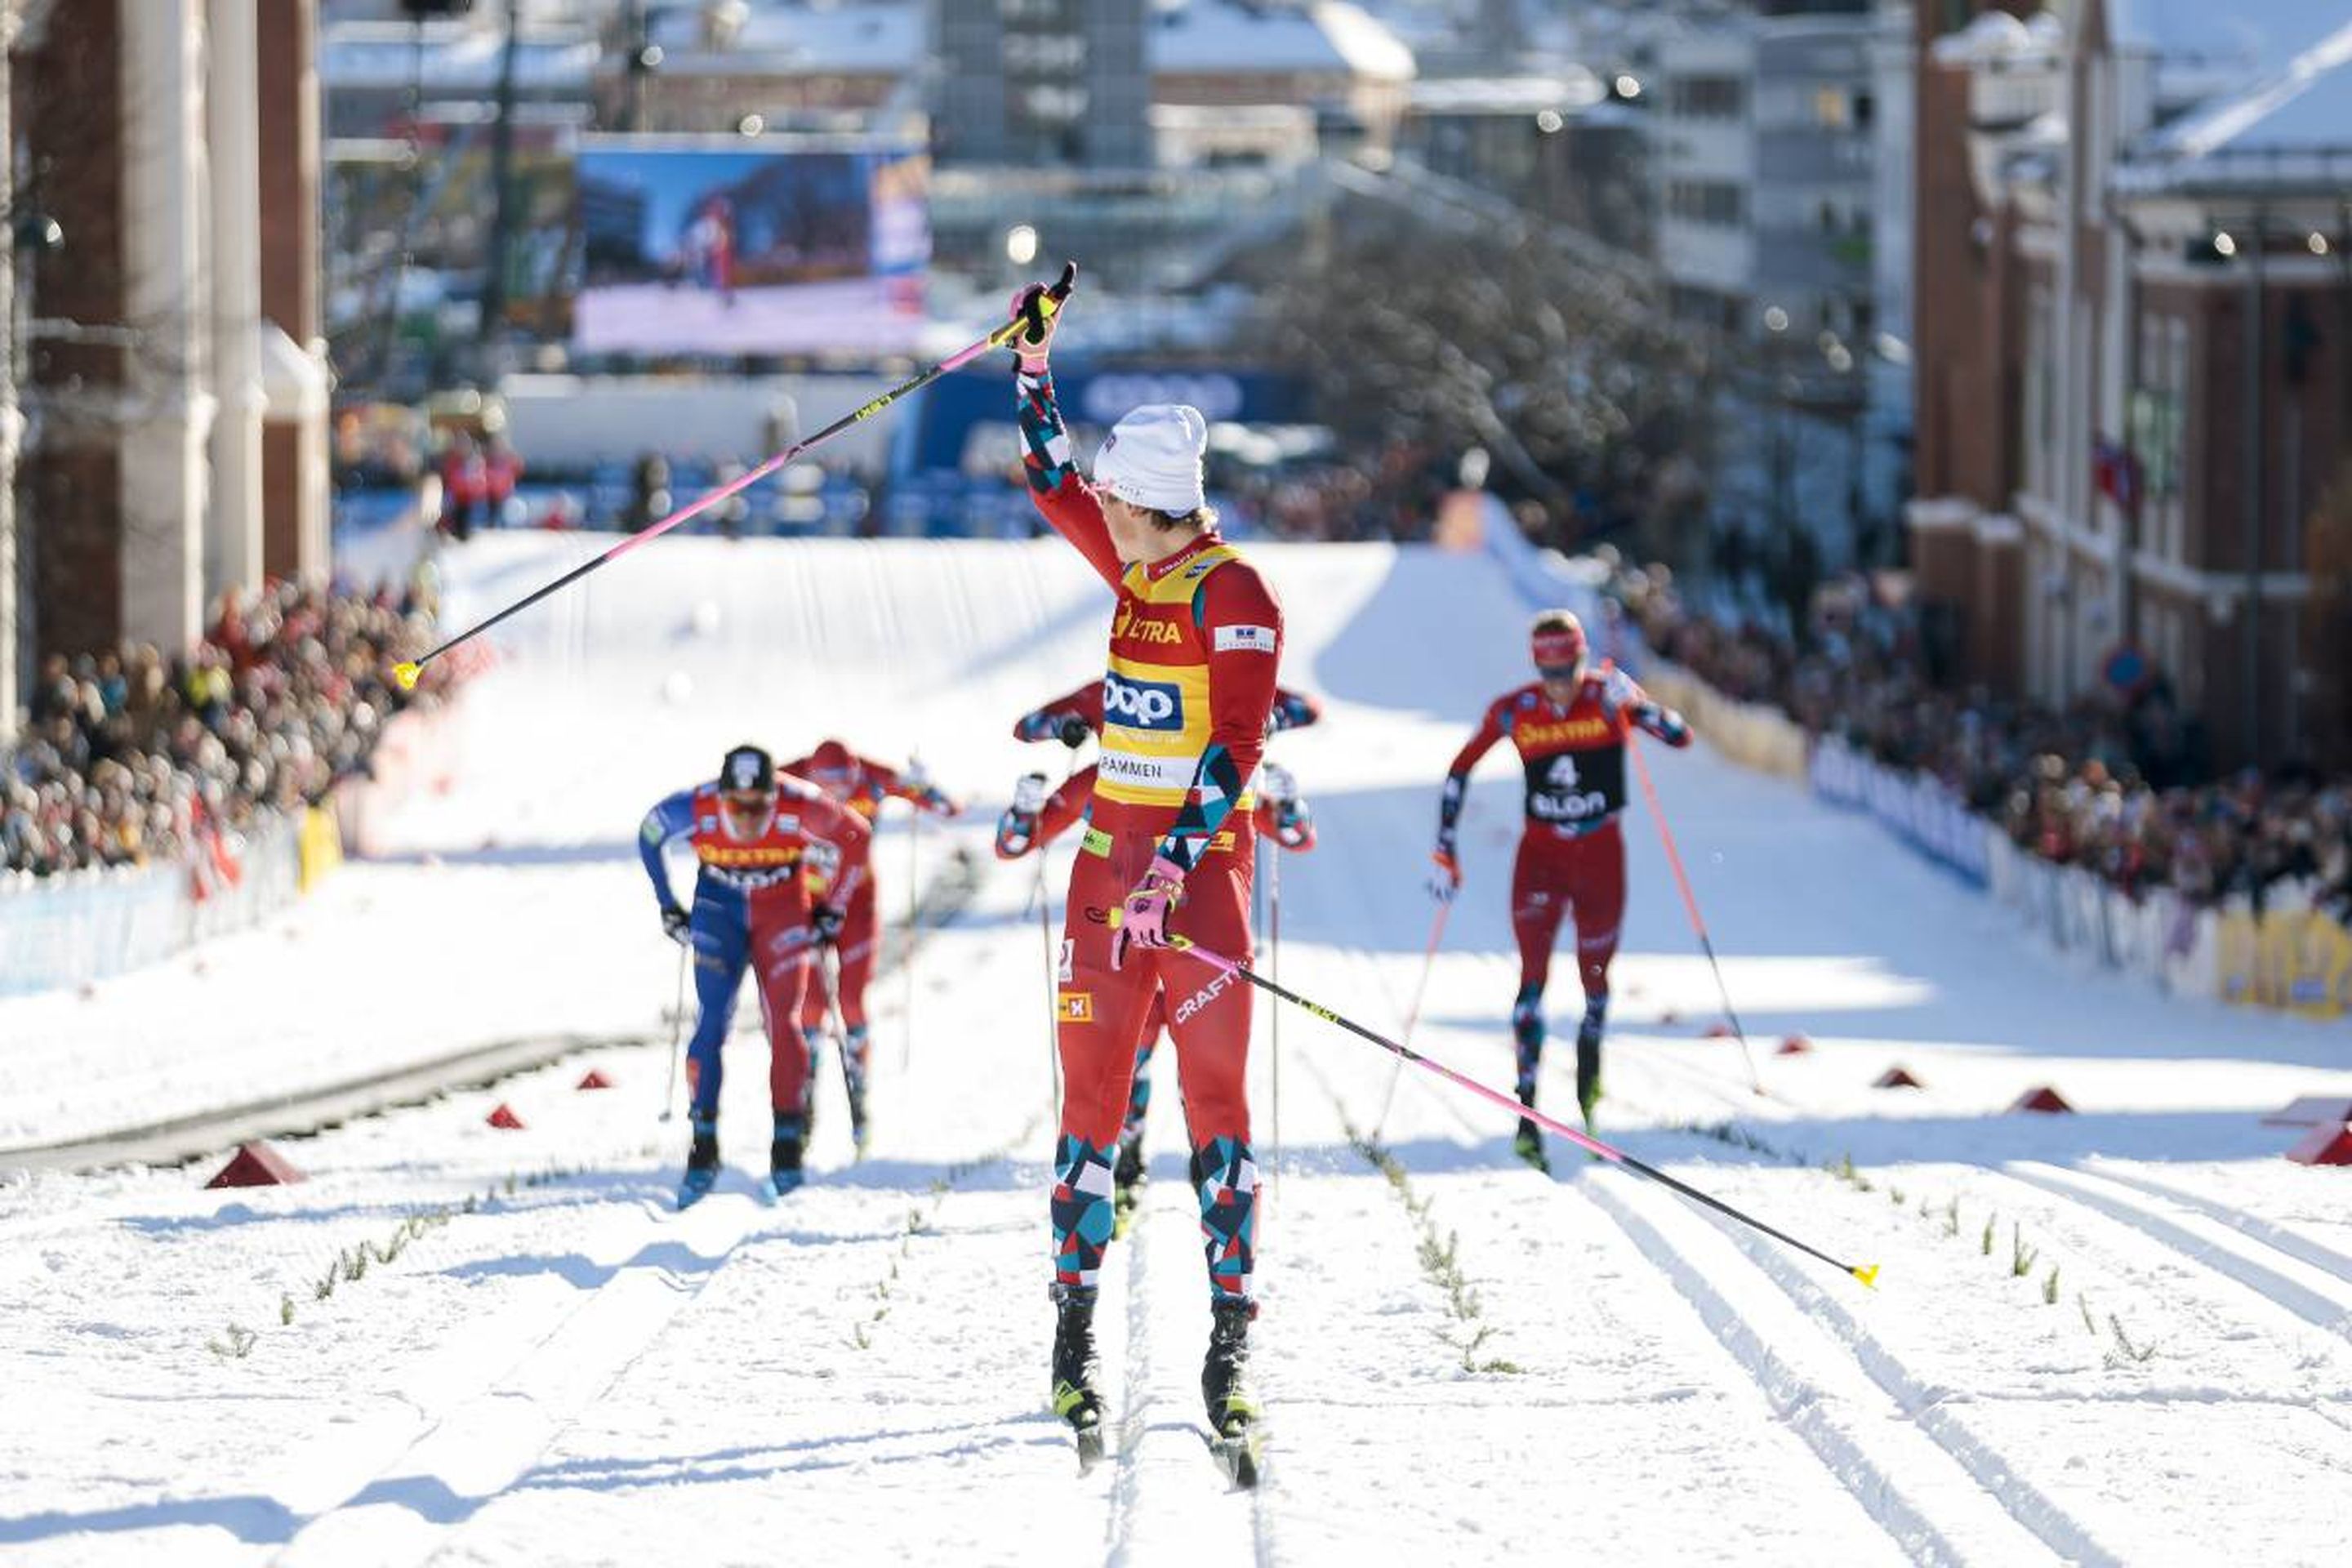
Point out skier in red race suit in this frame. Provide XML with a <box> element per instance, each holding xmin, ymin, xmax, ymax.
<box><xmin>996</xmin><ymin>755</ymin><xmax>1318</xmax><ymax>1229</ymax></box>
<box><xmin>777</xmin><ymin>738</ymin><xmax>960</xmax><ymax>1150</ymax></box>
<box><xmin>1428</xmin><ymin>610</ymin><xmax>1692</xmax><ymax>1169</ymax></box>
<box><xmin>1011</xmin><ymin>275</ymin><xmax>1281</xmax><ymax>1464</ymax></box>
<box><xmin>639</xmin><ymin>744</ymin><xmax>872</xmax><ymax>1205</ymax></box>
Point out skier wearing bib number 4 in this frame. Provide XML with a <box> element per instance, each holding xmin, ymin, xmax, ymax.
<box><xmin>1009</xmin><ymin>265</ymin><xmax>1279</xmax><ymax>1484</ymax></box>
<box><xmin>1429</xmin><ymin>611</ymin><xmax>1691</xmax><ymax>1170</ymax></box>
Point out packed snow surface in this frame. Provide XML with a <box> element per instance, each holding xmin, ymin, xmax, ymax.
<box><xmin>4</xmin><ymin>532</ymin><xmax>2350</xmax><ymax>1566</ymax></box>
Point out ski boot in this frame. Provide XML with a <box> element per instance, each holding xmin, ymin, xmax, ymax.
<box><xmin>768</xmin><ymin>1115</ymin><xmax>806</xmax><ymax>1198</ymax></box>
<box><xmin>1050</xmin><ymin>1285</ymin><xmax>1106</xmax><ymax>1472</ymax></box>
<box><xmin>677</xmin><ymin>1116</ymin><xmax>720</xmax><ymax>1210</ymax></box>
<box><xmin>1202</xmin><ymin>1296</ymin><xmax>1262</xmax><ymax>1488</ymax></box>
<box><xmin>1575</xmin><ymin>996</ymin><xmax>1606</xmax><ymax>1136</ymax></box>
<box><xmin>1111</xmin><ymin>1133</ymin><xmax>1146</xmax><ymax>1239</ymax></box>
<box><xmin>1512</xmin><ymin>1116</ymin><xmax>1551</xmax><ymax>1175</ymax></box>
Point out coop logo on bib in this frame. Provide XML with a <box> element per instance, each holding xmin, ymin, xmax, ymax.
<box><xmin>1102</xmin><ymin>672</ymin><xmax>1183</xmax><ymax>731</ymax></box>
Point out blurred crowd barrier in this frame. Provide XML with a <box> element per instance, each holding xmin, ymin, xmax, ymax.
<box><xmin>0</xmin><ymin>813</ymin><xmax>306</xmax><ymax>997</ymax></box>
<box><xmin>332</xmin><ymin>703</ymin><xmax>466</xmax><ymax>860</ymax></box>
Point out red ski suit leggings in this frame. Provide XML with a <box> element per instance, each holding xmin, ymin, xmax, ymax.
<box><xmin>1058</xmin><ymin>831</ymin><xmax>1254</xmax><ymax>1152</ymax></box>
<box><xmin>1511</xmin><ymin>817</ymin><xmax>1627</xmax><ymax>1001</ymax></box>
<box><xmin>798</xmin><ymin>872</ymin><xmax>878</xmax><ymax>1032</ymax></box>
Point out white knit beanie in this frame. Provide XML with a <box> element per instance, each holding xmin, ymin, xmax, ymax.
<box><xmin>1093</xmin><ymin>403</ymin><xmax>1209</xmax><ymax>514</ymax></box>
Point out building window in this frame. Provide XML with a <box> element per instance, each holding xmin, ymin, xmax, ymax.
<box><xmin>1674</xmin><ymin>180</ymin><xmax>1749</xmax><ymax>226</ymax></box>
<box><xmin>1813</xmin><ymin>87</ymin><xmax>1851</xmax><ymax>130</ymax></box>
<box><xmin>1667</xmin><ymin>180</ymin><xmax>1745</xmax><ymax>226</ymax></box>
<box><xmin>1668</xmin><ymin>76</ymin><xmax>1744</xmax><ymax>119</ymax></box>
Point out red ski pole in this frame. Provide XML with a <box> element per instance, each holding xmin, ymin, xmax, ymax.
<box><xmin>1627</xmin><ymin>732</ymin><xmax>1764</xmax><ymax>1092</ymax></box>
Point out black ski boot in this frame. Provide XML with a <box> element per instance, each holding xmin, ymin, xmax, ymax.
<box><xmin>1202</xmin><ymin>1296</ymin><xmax>1262</xmax><ymax>1488</ymax></box>
<box><xmin>1509</xmin><ymin>989</ymin><xmax>1550</xmax><ymax>1174</ymax></box>
<box><xmin>1575</xmin><ymin>996</ymin><xmax>1606</xmax><ymax>1136</ymax></box>
<box><xmin>677</xmin><ymin>1116</ymin><xmax>720</xmax><ymax>1209</ymax></box>
<box><xmin>769</xmin><ymin>1115</ymin><xmax>805</xmax><ymax>1198</ymax></box>
<box><xmin>1050</xmin><ymin>1285</ymin><xmax>1106</xmax><ymax>1472</ymax></box>
<box><xmin>1512</xmin><ymin>1112</ymin><xmax>1551</xmax><ymax>1175</ymax></box>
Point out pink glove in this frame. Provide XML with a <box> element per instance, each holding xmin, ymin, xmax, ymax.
<box><xmin>1111</xmin><ymin>853</ymin><xmax>1187</xmax><ymax>970</ymax></box>
<box><xmin>1009</xmin><ymin>281</ymin><xmax>1059</xmax><ymax>375</ymax></box>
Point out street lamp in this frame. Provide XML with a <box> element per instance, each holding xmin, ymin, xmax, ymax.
<box><xmin>1005</xmin><ymin>225</ymin><xmax>1040</xmax><ymax>267</ymax></box>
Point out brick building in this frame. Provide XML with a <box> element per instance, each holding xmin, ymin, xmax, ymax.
<box><xmin>1908</xmin><ymin>2</ymin><xmax>2352</xmax><ymax>771</ymax></box>
<box><xmin>10</xmin><ymin>0</ymin><xmax>331</xmax><ymax>670</ymax></box>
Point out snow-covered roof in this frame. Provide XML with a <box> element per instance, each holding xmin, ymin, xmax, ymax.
<box><xmin>2116</xmin><ymin>20</ymin><xmax>2352</xmax><ymax>192</ymax></box>
<box><xmin>1152</xmin><ymin>0</ymin><xmax>1415</xmax><ymax>82</ymax></box>
<box><xmin>642</xmin><ymin>3</ymin><xmax>922</xmax><ymax>77</ymax></box>
<box><xmin>1407</xmin><ymin>69</ymin><xmax>1607</xmax><ymax>116</ymax></box>
<box><xmin>320</xmin><ymin>23</ymin><xmax>600</xmax><ymax>93</ymax></box>
<box><xmin>1930</xmin><ymin>8</ymin><xmax>2064</xmax><ymax>67</ymax></box>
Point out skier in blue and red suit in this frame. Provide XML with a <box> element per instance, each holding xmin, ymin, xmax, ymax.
<box><xmin>778</xmin><ymin>737</ymin><xmax>960</xmax><ymax>1151</ymax></box>
<box><xmin>640</xmin><ymin>743</ymin><xmax>871</xmax><ymax>1206</ymax></box>
<box><xmin>1428</xmin><ymin>609</ymin><xmax>1691</xmax><ymax>1168</ymax></box>
<box><xmin>1009</xmin><ymin>272</ymin><xmax>1281</xmax><ymax>1457</ymax></box>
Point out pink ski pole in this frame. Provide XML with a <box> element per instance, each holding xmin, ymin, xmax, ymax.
<box><xmin>1112</xmin><ymin>920</ymin><xmax>1878</xmax><ymax>1289</ymax></box>
<box><xmin>394</xmin><ymin>264</ymin><xmax>1080</xmax><ymax>690</ymax></box>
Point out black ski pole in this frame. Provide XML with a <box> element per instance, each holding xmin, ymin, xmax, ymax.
<box><xmin>393</xmin><ymin>263</ymin><xmax>1079</xmax><ymax>691</ymax></box>
<box><xmin>1114</xmin><ymin>923</ymin><xmax>1878</xmax><ymax>1289</ymax></box>
<box><xmin>660</xmin><ymin>940</ymin><xmax>688</xmax><ymax>1123</ymax></box>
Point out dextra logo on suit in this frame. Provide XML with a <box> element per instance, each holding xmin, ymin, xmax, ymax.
<box><xmin>1112</xmin><ymin>604</ymin><xmax>1185</xmax><ymax>646</ymax></box>
<box><xmin>1103</xmin><ymin>672</ymin><xmax>1184</xmax><ymax>731</ymax></box>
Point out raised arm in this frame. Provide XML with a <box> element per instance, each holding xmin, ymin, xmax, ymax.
<box><xmin>1018</xmin><ymin>368</ymin><xmax>1123</xmax><ymax>590</ymax></box>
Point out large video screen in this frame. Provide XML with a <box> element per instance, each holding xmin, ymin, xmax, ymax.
<box><xmin>572</xmin><ymin>142</ymin><xmax>929</xmax><ymax>356</ymax></box>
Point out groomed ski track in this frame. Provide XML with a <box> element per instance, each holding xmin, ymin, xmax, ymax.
<box><xmin>4</xmin><ymin>534</ymin><xmax>2351</xmax><ymax>1566</ymax></box>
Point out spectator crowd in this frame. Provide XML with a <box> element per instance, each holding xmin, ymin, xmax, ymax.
<box><xmin>3</xmin><ymin>581</ymin><xmax>456</xmax><ymax>880</ymax></box>
<box><xmin>1606</xmin><ymin>557</ymin><xmax>2352</xmax><ymax>920</ymax></box>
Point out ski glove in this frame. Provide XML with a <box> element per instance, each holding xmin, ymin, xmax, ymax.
<box><xmin>1058</xmin><ymin>715</ymin><xmax>1091</xmax><ymax>749</ymax></box>
<box><xmin>1428</xmin><ymin>846</ymin><xmax>1462</xmax><ymax>904</ymax></box>
<box><xmin>1009</xmin><ymin>280</ymin><xmax>1060</xmax><ymax>374</ymax></box>
<box><xmin>1013</xmin><ymin>771</ymin><xmax>1049</xmax><ymax>814</ymax></box>
<box><xmin>1601</xmin><ymin>665</ymin><xmax>1638</xmax><ymax>713</ymax></box>
<box><xmin>1111</xmin><ymin>854</ymin><xmax>1187</xmax><ymax>969</ymax></box>
<box><xmin>800</xmin><ymin>838</ymin><xmax>841</xmax><ymax>900</ymax></box>
<box><xmin>994</xmin><ymin>805</ymin><xmax>1039</xmax><ymax>861</ymax></box>
<box><xmin>919</xmin><ymin>786</ymin><xmax>962</xmax><ymax>818</ymax></box>
<box><xmin>812</xmin><ymin>904</ymin><xmax>845</xmax><ymax>942</ymax></box>
<box><xmin>660</xmin><ymin>902</ymin><xmax>692</xmax><ymax>945</ymax></box>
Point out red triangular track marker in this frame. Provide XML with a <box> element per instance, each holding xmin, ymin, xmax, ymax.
<box><xmin>1777</xmin><ymin>1035</ymin><xmax>1813</xmax><ymax>1056</ymax></box>
<box><xmin>2285</xmin><ymin>1123</ymin><xmax>2352</xmax><ymax>1166</ymax></box>
<box><xmin>577</xmin><ymin>1069</ymin><xmax>614</xmax><ymax>1090</ymax></box>
<box><xmin>1873</xmin><ymin>1067</ymin><xmax>1923</xmax><ymax>1089</ymax></box>
<box><xmin>1704</xmin><ymin>1022</ymin><xmax>1733</xmax><ymax>1040</ymax></box>
<box><xmin>204</xmin><ymin>1141</ymin><xmax>306</xmax><ymax>1188</ymax></box>
<box><xmin>2008</xmin><ymin>1085</ymin><xmax>2074</xmax><ymax>1114</ymax></box>
<box><xmin>486</xmin><ymin>1102</ymin><xmax>526</xmax><ymax>1129</ymax></box>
